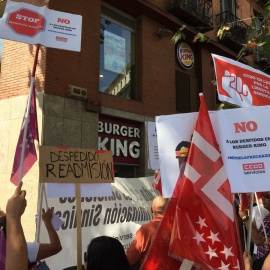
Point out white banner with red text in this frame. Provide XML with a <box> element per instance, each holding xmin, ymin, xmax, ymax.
<box><xmin>0</xmin><ymin>0</ymin><xmax>82</xmax><ymax>51</ymax></box>
<box><xmin>157</xmin><ymin>105</ymin><xmax>270</xmax><ymax>197</ymax></box>
<box><xmin>212</xmin><ymin>54</ymin><xmax>270</xmax><ymax>107</ymax></box>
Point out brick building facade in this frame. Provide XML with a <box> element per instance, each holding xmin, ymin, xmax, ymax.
<box><xmin>0</xmin><ymin>0</ymin><xmax>267</xmax><ymax>240</ymax></box>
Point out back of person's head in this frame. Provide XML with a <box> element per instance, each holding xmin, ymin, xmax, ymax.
<box><xmin>151</xmin><ymin>195</ymin><xmax>168</xmax><ymax>218</ymax></box>
<box><xmin>86</xmin><ymin>236</ymin><xmax>131</xmax><ymax>270</ymax></box>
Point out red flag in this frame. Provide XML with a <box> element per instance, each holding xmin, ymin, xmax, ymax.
<box><xmin>142</xmin><ymin>172</ymin><xmax>198</xmax><ymax>269</ymax></box>
<box><xmin>152</xmin><ymin>170</ymin><xmax>162</xmax><ymax>195</ymax></box>
<box><xmin>141</xmin><ymin>184</ymin><xmax>198</xmax><ymax>270</ymax></box>
<box><xmin>240</xmin><ymin>192</ymin><xmax>268</xmax><ymax>211</ymax></box>
<box><xmin>169</xmin><ymin>94</ymin><xmax>244</xmax><ymax>270</ymax></box>
<box><xmin>10</xmin><ymin>87</ymin><xmax>39</xmax><ymax>185</ymax></box>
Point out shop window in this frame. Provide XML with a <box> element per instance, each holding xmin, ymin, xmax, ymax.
<box><xmin>175</xmin><ymin>70</ymin><xmax>199</xmax><ymax>113</ymax></box>
<box><xmin>99</xmin><ymin>4</ymin><xmax>136</xmax><ymax>100</ymax></box>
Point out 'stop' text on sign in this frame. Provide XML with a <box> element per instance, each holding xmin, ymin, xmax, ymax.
<box><xmin>8</xmin><ymin>8</ymin><xmax>45</xmax><ymax>36</ymax></box>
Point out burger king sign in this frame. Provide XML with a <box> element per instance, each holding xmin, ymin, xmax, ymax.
<box><xmin>177</xmin><ymin>42</ymin><xmax>194</xmax><ymax>69</ymax></box>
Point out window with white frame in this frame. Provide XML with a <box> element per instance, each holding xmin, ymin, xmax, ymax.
<box><xmin>99</xmin><ymin>4</ymin><xmax>136</xmax><ymax>99</ymax></box>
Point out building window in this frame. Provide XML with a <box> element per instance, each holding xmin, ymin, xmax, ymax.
<box><xmin>175</xmin><ymin>70</ymin><xmax>199</xmax><ymax>113</ymax></box>
<box><xmin>99</xmin><ymin>4</ymin><xmax>136</xmax><ymax>99</ymax></box>
<box><xmin>220</xmin><ymin>0</ymin><xmax>235</xmax><ymax>15</ymax></box>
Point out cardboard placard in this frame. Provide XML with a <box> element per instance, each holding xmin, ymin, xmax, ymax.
<box><xmin>39</xmin><ymin>146</ymin><xmax>114</xmax><ymax>183</ymax></box>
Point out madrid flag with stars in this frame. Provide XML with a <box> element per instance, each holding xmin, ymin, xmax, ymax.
<box><xmin>169</xmin><ymin>94</ymin><xmax>244</xmax><ymax>270</ymax></box>
<box><xmin>10</xmin><ymin>87</ymin><xmax>39</xmax><ymax>185</ymax></box>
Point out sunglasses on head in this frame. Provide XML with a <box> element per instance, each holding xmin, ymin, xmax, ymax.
<box><xmin>84</xmin><ymin>252</ymin><xmax>88</xmax><ymax>263</ymax></box>
<box><xmin>263</xmin><ymin>194</ymin><xmax>270</xmax><ymax>199</ymax></box>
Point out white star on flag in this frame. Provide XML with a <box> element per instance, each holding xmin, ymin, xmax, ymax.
<box><xmin>207</xmin><ymin>231</ymin><xmax>220</xmax><ymax>245</ymax></box>
<box><xmin>195</xmin><ymin>216</ymin><xmax>207</xmax><ymax>230</ymax></box>
<box><xmin>205</xmin><ymin>246</ymin><xmax>218</xmax><ymax>260</ymax></box>
<box><xmin>218</xmin><ymin>261</ymin><xmax>230</xmax><ymax>270</ymax></box>
<box><xmin>220</xmin><ymin>245</ymin><xmax>234</xmax><ymax>260</ymax></box>
<box><xmin>233</xmin><ymin>260</ymin><xmax>240</xmax><ymax>269</ymax></box>
<box><xmin>192</xmin><ymin>231</ymin><xmax>205</xmax><ymax>245</ymax></box>
<box><xmin>29</xmin><ymin>133</ymin><xmax>33</xmax><ymax>138</ymax></box>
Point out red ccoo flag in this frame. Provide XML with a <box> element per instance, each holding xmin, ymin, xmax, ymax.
<box><xmin>152</xmin><ymin>169</ymin><xmax>163</xmax><ymax>195</ymax></box>
<box><xmin>141</xmin><ymin>180</ymin><xmax>198</xmax><ymax>270</ymax></box>
<box><xmin>10</xmin><ymin>87</ymin><xmax>39</xmax><ymax>185</ymax></box>
<box><xmin>240</xmin><ymin>192</ymin><xmax>268</xmax><ymax>212</ymax></box>
<box><xmin>168</xmin><ymin>94</ymin><xmax>244</xmax><ymax>270</ymax></box>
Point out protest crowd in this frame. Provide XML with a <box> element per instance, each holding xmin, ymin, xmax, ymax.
<box><xmin>2</xmin><ymin>180</ymin><xmax>270</xmax><ymax>270</ymax></box>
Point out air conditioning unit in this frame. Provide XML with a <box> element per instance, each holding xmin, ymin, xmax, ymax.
<box><xmin>68</xmin><ymin>85</ymin><xmax>87</xmax><ymax>100</ymax></box>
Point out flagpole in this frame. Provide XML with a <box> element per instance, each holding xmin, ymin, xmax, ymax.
<box><xmin>18</xmin><ymin>44</ymin><xmax>40</xmax><ymax>184</ymax></box>
<box><xmin>255</xmin><ymin>192</ymin><xmax>268</xmax><ymax>241</ymax></box>
<box><xmin>35</xmin><ymin>182</ymin><xmax>44</xmax><ymax>243</ymax></box>
<box><xmin>239</xmin><ymin>193</ymin><xmax>247</xmax><ymax>251</ymax></box>
<box><xmin>246</xmin><ymin>192</ymin><xmax>254</xmax><ymax>252</ymax></box>
<box><xmin>43</xmin><ymin>183</ymin><xmax>49</xmax><ymax>210</ymax></box>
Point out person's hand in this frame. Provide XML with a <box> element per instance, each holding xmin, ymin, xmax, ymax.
<box><xmin>243</xmin><ymin>251</ymin><xmax>252</xmax><ymax>269</ymax></box>
<box><xmin>42</xmin><ymin>208</ymin><xmax>53</xmax><ymax>225</ymax></box>
<box><xmin>6</xmin><ymin>182</ymin><xmax>27</xmax><ymax>220</ymax></box>
<box><xmin>265</xmin><ymin>239</ymin><xmax>270</xmax><ymax>252</ymax></box>
<box><xmin>238</xmin><ymin>205</ymin><xmax>248</xmax><ymax>219</ymax></box>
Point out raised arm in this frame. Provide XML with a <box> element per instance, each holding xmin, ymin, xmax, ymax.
<box><xmin>5</xmin><ymin>182</ymin><xmax>28</xmax><ymax>270</ymax></box>
<box><xmin>36</xmin><ymin>208</ymin><xmax>62</xmax><ymax>261</ymax></box>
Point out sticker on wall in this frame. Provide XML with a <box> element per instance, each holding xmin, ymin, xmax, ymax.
<box><xmin>177</xmin><ymin>42</ymin><xmax>194</xmax><ymax>70</ymax></box>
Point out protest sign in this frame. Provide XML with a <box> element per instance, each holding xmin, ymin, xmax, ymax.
<box><xmin>147</xmin><ymin>122</ymin><xmax>159</xmax><ymax>170</ymax></box>
<box><xmin>157</xmin><ymin>106</ymin><xmax>270</xmax><ymax>197</ymax></box>
<box><xmin>0</xmin><ymin>0</ymin><xmax>82</xmax><ymax>52</ymax></box>
<box><xmin>39</xmin><ymin>177</ymin><xmax>159</xmax><ymax>270</ymax></box>
<box><xmin>216</xmin><ymin>105</ymin><xmax>270</xmax><ymax>192</ymax></box>
<box><xmin>39</xmin><ymin>146</ymin><xmax>114</xmax><ymax>183</ymax></box>
<box><xmin>212</xmin><ymin>54</ymin><xmax>270</xmax><ymax>107</ymax></box>
<box><xmin>156</xmin><ymin>112</ymin><xmax>198</xmax><ymax>198</ymax></box>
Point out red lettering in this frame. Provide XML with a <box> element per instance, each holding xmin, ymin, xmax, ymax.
<box><xmin>246</xmin><ymin>121</ymin><xmax>257</xmax><ymax>132</ymax></box>
<box><xmin>234</xmin><ymin>122</ymin><xmax>246</xmax><ymax>133</ymax></box>
<box><xmin>234</xmin><ymin>121</ymin><xmax>258</xmax><ymax>133</ymax></box>
<box><xmin>57</xmin><ymin>18</ymin><xmax>70</xmax><ymax>24</ymax></box>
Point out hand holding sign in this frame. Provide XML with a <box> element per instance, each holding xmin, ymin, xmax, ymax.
<box><xmin>222</xmin><ymin>70</ymin><xmax>253</xmax><ymax>107</ymax></box>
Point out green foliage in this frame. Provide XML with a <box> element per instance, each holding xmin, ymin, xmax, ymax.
<box><xmin>217</xmin><ymin>24</ymin><xmax>232</xmax><ymax>39</ymax></box>
<box><xmin>171</xmin><ymin>25</ymin><xmax>186</xmax><ymax>44</ymax></box>
<box><xmin>193</xmin><ymin>33</ymin><xmax>211</xmax><ymax>43</ymax></box>
<box><xmin>218</xmin><ymin>103</ymin><xmax>239</xmax><ymax>110</ymax></box>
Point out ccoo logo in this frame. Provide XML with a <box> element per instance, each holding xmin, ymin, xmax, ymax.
<box><xmin>243</xmin><ymin>162</ymin><xmax>265</xmax><ymax>171</ymax></box>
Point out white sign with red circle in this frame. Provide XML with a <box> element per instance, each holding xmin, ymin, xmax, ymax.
<box><xmin>0</xmin><ymin>0</ymin><xmax>82</xmax><ymax>52</ymax></box>
<box><xmin>177</xmin><ymin>42</ymin><xmax>194</xmax><ymax>69</ymax></box>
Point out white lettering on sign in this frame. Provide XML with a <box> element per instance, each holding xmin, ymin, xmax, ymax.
<box><xmin>98</xmin><ymin>122</ymin><xmax>140</xmax><ymax>138</ymax></box>
<box><xmin>98</xmin><ymin>137</ymin><xmax>140</xmax><ymax>158</ymax></box>
<box><xmin>16</xmin><ymin>14</ymin><xmax>40</xmax><ymax>23</ymax></box>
